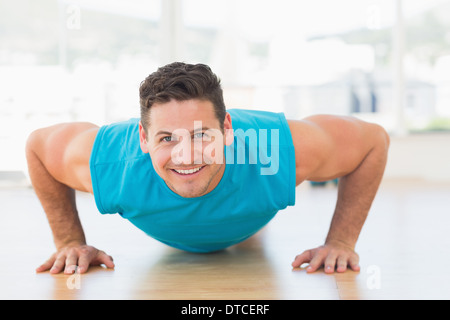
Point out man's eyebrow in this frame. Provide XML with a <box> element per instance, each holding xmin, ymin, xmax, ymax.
<box><xmin>155</xmin><ymin>127</ymin><xmax>211</xmax><ymax>137</ymax></box>
<box><xmin>155</xmin><ymin>130</ymin><xmax>172</xmax><ymax>137</ymax></box>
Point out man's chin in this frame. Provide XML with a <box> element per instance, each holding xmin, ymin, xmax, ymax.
<box><xmin>165</xmin><ymin>179</ymin><xmax>209</xmax><ymax>198</ymax></box>
<box><xmin>173</xmin><ymin>187</ymin><xmax>208</xmax><ymax>198</ymax></box>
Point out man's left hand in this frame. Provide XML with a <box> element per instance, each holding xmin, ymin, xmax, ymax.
<box><xmin>291</xmin><ymin>241</ymin><xmax>360</xmax><ymax>274</ymax></box>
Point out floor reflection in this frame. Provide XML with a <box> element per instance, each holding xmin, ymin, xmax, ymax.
<box><xmin>130</xmin><ymin>232</ymin><xmax>283</xmax><ymax>300</ymax></box>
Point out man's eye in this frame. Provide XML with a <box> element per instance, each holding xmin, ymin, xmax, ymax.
<box><xmin>193</xmin><ymin>132</ymin><xmax>205</xmax><ymax>139</ymax></box>
<box><xmin>194</xmin><ymin>132</ymin><xmax>208</xmax><ymax>139</ymax></box>
<box><xmin>161</xmin><ymin>136</ymin><xmax>173</xmax><ymax>142</ymax></box>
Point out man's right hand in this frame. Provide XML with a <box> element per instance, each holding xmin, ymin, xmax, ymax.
<box><xmin>36</xmin><ymin>244</ymin><xmax>115</xmax><ymax>274</ymax></box>
<box><xmin>27</xmin><ymin>123</ymin><xmax>112</xmax><ymax>275</ymax></box>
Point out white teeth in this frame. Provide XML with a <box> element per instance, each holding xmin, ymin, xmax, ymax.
<box><xmin>174</xmin><ymin>167</ymin><xmax>203</xmax><ymax>175</ymax></box>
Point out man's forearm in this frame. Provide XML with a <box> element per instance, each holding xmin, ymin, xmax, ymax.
<box><xmin>41</xmin><ymin>185</ymin><xmax>86</xmax><ymax>250</ymax></box>
<box><xmin>26</xmin><ymin>145</ymin><xmax>86</xmax><ymax>250</ymax></box>
<box><xmin>325</xmin><ymin>137</ymin><xmax>389</xmax><ymax>249</ymax></box>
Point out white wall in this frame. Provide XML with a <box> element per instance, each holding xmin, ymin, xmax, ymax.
<box><xmin>385</xmin><ymin>133</ymin><xmax>450</xmax><ymax>182</ymax></box>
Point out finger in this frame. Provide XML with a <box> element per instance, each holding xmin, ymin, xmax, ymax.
<box><xmin>291</xmin><ymin>250</ymin><xmax>313</xmax><ymax>268</ymax></box>
<box><xmin>36</xmin><ymin>255</ymin><xmax>56</xmax><ymax>273</ymax></box>
<box><xmin>77</xmin><ymin>254</ymin><xmax>91</xmax><ymax>274</ymax></box>
<box><xmin>336</xmin><ymin>256</ymin><xmax>349</xmax><ymax>273</ymax></box>
<box><xmin>306</xmin><ymin>251</ymin><xmax>327</xmax><ymax>273</ymax></box>
<box><xmin>50</xmin><ymin>256</ymin><xmax>66</xmax><ymax>274</ymax></box>
<box><xmin>64</xmin><ymin>254</ymin><xmax>78</xmax><ymax>274</ymax></box>
<box><xmin>324</xmin><ymin>252</ymin><xmax>338</xmax><ymax>274</ymax></box>
<box><xmin>97</xmin><ymin>251</ymin><xmax>115</xmax><ymax>269</ymax></box>
<box><xmin>349</xmin><ymin>255</ymin><xmax>360</xmax><ymax>272</ymax></box>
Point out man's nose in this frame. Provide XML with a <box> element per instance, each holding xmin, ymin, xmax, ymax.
<box><xmin>171</xmin><ymin>135</ymin><xmax>203</xmax><ymax>165</ymax></box>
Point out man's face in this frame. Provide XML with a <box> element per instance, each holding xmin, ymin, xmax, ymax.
<box><xmin>139</xmin><ymin>99</ymin><xmax>233</xmax><ymax>198</ymax></box>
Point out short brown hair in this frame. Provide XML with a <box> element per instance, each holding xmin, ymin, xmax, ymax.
<box><xmin>139</xmin><ymin>62</ymin><xmax>226</xmax><ymax>133</ymax></box>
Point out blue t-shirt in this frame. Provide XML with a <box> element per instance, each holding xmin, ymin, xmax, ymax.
<box><xmin>90</xmin><ymin>109</ymin><xmax>296</xmax><ymax>253</ymax></box>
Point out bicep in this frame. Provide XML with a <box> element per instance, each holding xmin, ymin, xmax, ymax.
<box><xmin>33</xmin><ymin>122</ymin><xmax>99</xmax><ymax>193</ymax></box>
<box><xmin>289</xmin><ymin>115</ymin><xmax>379</xmax><ymax>184</ymax></box>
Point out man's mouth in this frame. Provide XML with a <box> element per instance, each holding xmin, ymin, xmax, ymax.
<box><xmin>171</xmin><ymin>166</ymin><xmax>205</xmax><ymax>176</ymax></box>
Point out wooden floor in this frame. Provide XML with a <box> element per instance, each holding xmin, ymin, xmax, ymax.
<box><xmin>1</xmin><ymin>178</ymin><xmax>450</xmax><ymax>300</ymax></box>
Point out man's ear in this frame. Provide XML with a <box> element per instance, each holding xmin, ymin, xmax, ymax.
<box><xmin>139</xmin><ymin>121</ymin><xmax>150</xmax><ymax>154</ymax></box>
<box><xmin>223</xmin><ymin>113</ymin><xmax>234</xmax><ymax>146</ymax></box>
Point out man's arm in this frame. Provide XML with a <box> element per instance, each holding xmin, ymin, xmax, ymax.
<box><xmin>288</xmin><ymin>115</ymin><xmax>390</xmax><ymax>273</ymax></box>
<box><xmin>26</xmin><ymin>123</ymin><xmax>114</xmax><ymax>274</ymax></box>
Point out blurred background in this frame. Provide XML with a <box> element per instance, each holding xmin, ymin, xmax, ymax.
<box><xmin>1</xmin><ymin>0</ymin><xmax>449</xmax><ymax>186</ymax></box>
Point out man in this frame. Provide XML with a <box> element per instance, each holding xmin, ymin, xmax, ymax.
<box><xmin>26</xmin><ymin>62</ymin><xmax>390</xmax><ymax>275</ymax></box>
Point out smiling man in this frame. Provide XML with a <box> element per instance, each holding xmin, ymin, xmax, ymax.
<box><xmin>26</xmin><ymin>62</ymin><xmax>390</xmax><ymax>275</ymax></box>
<box><xmin>140</xmin><ymin>98</ymin><xmax>232</xmax><ymax>199</ymax></box>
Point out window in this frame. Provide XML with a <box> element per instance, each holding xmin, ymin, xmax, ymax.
<box><xmin>403</xmin><ymin>0</ymin><xmax>450</xmax><ymax>132</ymax></box>
<box><xmin>1</xmin><ymin>0</ymin><xmax>448</xmax><ymax>175</ymax></box>
<box><xmin>0</xmin><ymin>0</ymin><xmax>161</xmax><ymax>172</ymax></box>
<box><xmin>181</xmin><ymin>0</ymin><xmax>397</xmax><ymax>128</ymax></box>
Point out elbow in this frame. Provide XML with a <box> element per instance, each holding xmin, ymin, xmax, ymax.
<box><xmin>25</xmin><ymin>128</ymin><xmax>42</xmax><ymax>159</ymax></box>
<box><xmin>369</xmin><ymin>126</ymin><xmax>390</xmax><ymax>172</ymax></box>
<box><xmin>381</xmin><ymin>126</ymin><xmax>390</xmax><ymax>152</ymax></box>
<box><xmin>373</xmin><ymin>124</ymin><xmax>390</xmax><ymax>153</ymax></box>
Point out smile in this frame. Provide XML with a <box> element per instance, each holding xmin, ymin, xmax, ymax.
<box><xmin>171</xmin><ymin>166</ymin><xmax>205</xmax><ymax>175</ymax></box>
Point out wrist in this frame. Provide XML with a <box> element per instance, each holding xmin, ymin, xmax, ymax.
<box><xmin>325</xmin><ymin>237</ymin><xmax>356</xmax><ymax>251</ymax></box>
<box><xmin>55</xmin><ymin>238</ymin><xmax>86</xmax><ymax>250</ymax></box>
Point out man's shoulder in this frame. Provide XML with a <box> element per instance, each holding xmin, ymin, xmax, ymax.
<box><xmin>227</xmin><ymin>109</ymin><xmax>285</xmax><ymax>130</ymax></box>
<box><xmin>101</xmin><ymin>118</ymin><xmax>140</xmax><ymax>133</ymax></box>
<box><xmin>92</xmin><ymin>118</ymin><xmax>144</xmax><ymax>165</ymax></box>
